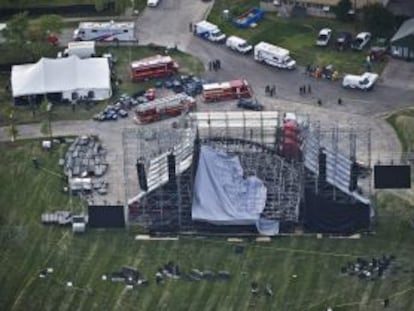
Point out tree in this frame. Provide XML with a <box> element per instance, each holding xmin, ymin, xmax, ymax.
<box><xmin>2</xmin><ymin>104</ymin><xmax>18</xmax><ymax>143</ymax></box>
<box><xmin>334</xmin><ymin>0</ymin><xmax>353</xmax><ymax>22</ymax></box>
<box><xmin>2</xmin><ymin>11</ymin><xmax>29</xmax><ymax>45</ymax></box>
<box><xmin>29</xmin><ymin>15</ymin><xmax>64</xmax><ymax>42</ymax></box>
<box><xmin>40</xmin><ymin>98</ymin><xmax>53</xmax><ymax>140</ymax></box>
<box><xmin>114</xmin><ymin>0</ymin><xmax>130</xmax><ymax>14</ymax></box>
<box><xmin>362</xmin><ymin>4</ymin><xmax>396</xmax><ymax>38</ymax></box>
<box><xmin>8</xmin><ymin>124</ymin><xmax>18</xmax><ymax>143</ymax></box>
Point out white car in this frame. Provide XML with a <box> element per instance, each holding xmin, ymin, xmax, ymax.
<box><xmin>316</xmin><ymin>28</ymin><xmax>332</xmax><ymax>47</ymax></box>
<box><xmin>352</xmin><ymin>32</ymin><xmax>371</xmax><ymax>50</ymax></box>
<box><xmin>147</xmin><ymin>0</ymin><xmax>160</xmax><ymax>7</ymax></box>
<box><xmin>342</xmin><ymin>72</ymin><xmax>378</xmax><ymax>91</ymax></box>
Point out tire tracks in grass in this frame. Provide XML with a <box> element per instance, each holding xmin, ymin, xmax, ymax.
<box><xmin>10</xmin><ymin>230</ymin><xmax>70</xmax><ymax>311</ymax></box>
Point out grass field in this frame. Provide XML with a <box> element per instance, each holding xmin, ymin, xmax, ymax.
<box><xmin>208</xmin><ymin>1</ymin><xmax>387</xmax><ymax>75</ymax></box>
<box><xmin>386</xmin><ymin>108</ymin><xmax>414</xmax><ymax>153</ymax></box>
<box><xmin>1</xmin><ymin>140</ymin><xmax>414</xmax><ymax>311</ymax></box>
<box><xmin>0</xmin><ymin>46</ymin><xmax>204</xmax><ymax>126</ymax></box>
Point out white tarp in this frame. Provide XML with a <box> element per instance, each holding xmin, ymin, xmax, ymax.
<box><xmin>192</xmin><ymin>146</ymin><xmax>267</xmax><ymax>225</ymax></box>
<box><xmin>11</xmin><ymin>55</ymin><xmax>111</xmax><ymax>99</ymax></box>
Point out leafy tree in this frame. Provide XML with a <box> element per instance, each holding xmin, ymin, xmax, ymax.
<box><xmin>2</xmin><ymin>11</ymin><xmax>29</xmax><ymax>45</ymax></box>
<box><xmin>40</xmin><ymin>98</ymin><xmax>53</xmax><ymax>140</ymax></box>
<box><xmin>334</xmin><ymin>0</ymin><xmax>353</xmax><ymax>22</ymax></box>
<box><xmin>29</xmin><ymin>15</ymin><xmax>64</xmax><ymax>42</ymax></box>
<box><xmin>114</xmin><ymin>0</ymin><xmax>130</xmax><ymax>14</ymax></box>
<box><xmin>362</xmin><ymin>4</ymin><xmax>396</xmax><ymax>38</ymax></box>
<box><xmin>8</xmin><ymin>124</ymin><xmax>18</xmax><ymax>143</ymax></box>
<box><xmin>94</xmin><ymin>0</ymin><xmax>106</xmax><ymax>12</ymax></box>
<box><xmin>2</xmin><ymin>104</ymin><xmax>18</xmax><ymax>143</ymax></box>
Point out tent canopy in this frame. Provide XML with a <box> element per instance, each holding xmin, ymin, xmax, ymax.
<box><xmin>11</xmin><ymin>55</ymin><xmax>111</xmax><ymax>98</ymax></box>
<box><xmin>391</xmin><ymin>18</ymin><xmax>414</xmax><ymax>48</ymax></box>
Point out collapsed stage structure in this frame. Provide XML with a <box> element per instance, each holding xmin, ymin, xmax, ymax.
<box><xmin>124</xmin><ymin>111</ymin><xmax>373</xmax><ymax>235</ymax></box>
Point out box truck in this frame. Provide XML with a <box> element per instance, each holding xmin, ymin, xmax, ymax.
<box><xmin>194</xmin><ymin>21</ymin><xmax>226</xmax><ymax>43</ymax></box>
<box><xmin>254</xmin><ymin>41</ymin><xmax>296</xmax><ymax>70</ymax></box>
<box><xmin>58</xmin><ymin>41</ymin><xmax>96</xmax><ymax>59</ymax></box>
<box><xmin>73</xmin><ymin>21</ymin><xmax>135</xmax><ymax>42</ymax></box>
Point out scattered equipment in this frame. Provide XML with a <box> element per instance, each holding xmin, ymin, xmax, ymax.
<box><xmin>233</xmin><ymin>7</ymin><xmax>264</xmax><ymax>29</ymax></box>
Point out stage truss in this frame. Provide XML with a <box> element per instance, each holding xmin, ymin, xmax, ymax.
<box><xmin>123</xmin><ymin>111</ymin><xmax>375</xmax><ymax>232</ymax></box>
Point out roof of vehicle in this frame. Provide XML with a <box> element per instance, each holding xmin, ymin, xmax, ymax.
<box><xmin>196</xmin><ymin>20</ymin><xmax>218</xmax><ymax>30</ymax></box>
<box><xmin>356</xmin><ymin>32</ymin><xmax>371</xmax><ymax>39</ymax></box>
<box><xmin>227</xmin><ymin>35</ymin><xmax>248</xmax><ymax>45</ymax></box>
<box><xmin>130</xmin><ymin>55</ymin><xmax>175</xmax><ymax>69</ymax></box>
<box><xmin>254</xmin><ymin>41</ymin><xmax>289</xmax><ymax>57</ymax></box>
<box><xmin>344</xmin><ymin>72</ymin><xmax>378</xmax><ymax>80</ymax></box>
<box><xmin>318</xmin><ymin>28</ymin><xmax>332</xmax><ymax>35</ymax></box>
<box><xmin>202</xmin><ymin>79</ymin><xmax>247</xmax><ymax>91</ymax></box>
<box><xmin>68</xmin><ymin>41</ymin><xmax>95</xmax><ymax>49</ymax></box>
<box><xmin>78</xmin><ymin>21</ymin><xmax>134</xmax><ymax>29</ymax></box>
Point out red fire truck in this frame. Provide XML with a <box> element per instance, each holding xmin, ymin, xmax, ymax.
<box><xmin>135</xmin><ymin>93</ymin><xmax>196</xmax><ymax>123</ymax></box>
<box><xmin>202</xmin><ymin>79</ymin><xmax>252</xmax><ymax>103</ymax></box>
<box><xmin>130</xmin><ymin>55</ymin><xmax>179</xmax><ymax>82</ymax></box>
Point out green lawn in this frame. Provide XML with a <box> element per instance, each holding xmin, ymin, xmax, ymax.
<box><xmin>208</xmin><ymin>2</ymin><xmax>387</xmax><ymax>75</ymax></box>
<box><xmin>0</xmin><ymin>46</ymin><xmax>204</xmax><ymax>126</ymax></box>
<box><xmin>386</xmin><ymin>109</ymin><xmax>414</xmax><ymax>153</ymax></box>
<box><xmin>0</xmin><ymin>140</ymin><xmax>414</xmax><ymax>311</ymax></box>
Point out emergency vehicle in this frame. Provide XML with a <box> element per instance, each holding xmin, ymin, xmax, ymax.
<box><xmin>135</xmin><ymin>93</ymin><xmax>196</xmax><ymax>123</ymax></box>
<box><xmin>130</xmin><ymin>55</ymin><xmax>179</xmax><ymax>82</ymax></box>
<box><xmin>202</xmin><ymin>79</ymin><xmax>252</xmax><ymax>103</ymax></box>
<box><xmin>73</xmin><ymin>21</ymin><xmax>135</xmax><ymax>42</ymax></box>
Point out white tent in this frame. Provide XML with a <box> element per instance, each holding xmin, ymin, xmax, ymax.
<box><xmin>11</xmin><ymin>56</ymin><xmax>112</xmax><ymax>101</ymax></box>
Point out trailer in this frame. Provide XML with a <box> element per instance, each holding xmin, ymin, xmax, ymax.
<box><xmin>233</xmin><ymin>7</ymin><xmax>264</xmax><ymax>29</ymax></box>
<box><xmin>73</xmin><ymin>21</ymin><xmax>135</xmax><ymax>42</ymax></box>
<box><xmin>254</xmin><ymin>41</ymin><xmax>296</xmax><ymax>70</ymax></box>
<box><xmin>130</xmin><ymin>55</ymin><xmax>179</xmax><ymax>82</ymax></box>
<box><xmin>202</xmin><ymin>79</ymin><xmax>252</xmax><ymax>103</ymax></box>
<box><xmin>135</xmin><ymin>93</ymin><xmax>196</xmax><ymax>123</ymax></box>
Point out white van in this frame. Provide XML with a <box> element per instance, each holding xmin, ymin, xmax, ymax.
<box><xmin>194</xmin><ymin>21</ymin><xmax>226</xmax><ymax>42</ymax></box>
<box><xmin>342</xmin><ymin>72</ymin><xmax>378</xmax><ymax>90</ymax></box>
<box><xmin>254</xmin><ymin>41</ymin><xmax>296</xmax><ymax>70</ymax></box>
<box><xmin>225</xmin><ymin>36</ymin><xmax>252</xmax><ymax>54</ymax></box>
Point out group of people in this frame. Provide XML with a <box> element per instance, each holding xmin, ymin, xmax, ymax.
<box><xmin>265</xmin><ymin>85</ymin><xmax>276</xmax><ymax>97</ymax></box>
<box><xmin>209</xmin><ymin>59</ymin><xmax>222</xmax><ymax>71</ymax></box>
<box><xmin>341</xmin><ymin>255</ymin><xmax>396</xmax><ymax>281</ymax></box>
<box><xmin>299</xmin><ymin>84</ymin><xmax>312</xmax><ymax>95</ymax></box>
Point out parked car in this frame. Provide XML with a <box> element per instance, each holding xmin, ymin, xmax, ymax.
<box><xmin>335</xmin><ymin>32</ymin><xmax>353</xmax><ymax>51</ymax></box>
<box><xmin>118</xmin><ymin>109</ymin><xmax>128</xmax><ymax>118</ymax></box>
<box><xmin>237</xmin><ymin>98</ymin><xmax>264</xmax><ymax>111</ymax></box>
<box><xmin>352</xmin><ymin>32</ymin><xmax>371</xmax><ymax>51</ymax></box>
<box><xmin>342</xmin><ymin>72</ymin><xmax>378</xmax><ymax>91</ymax></box>
<box><xmin>316</xmin><ymin>28</ymin><xmax>332</xmax><ymax>47</ymax></box>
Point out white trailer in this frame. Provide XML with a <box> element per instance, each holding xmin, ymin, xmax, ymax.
<box><xmin>226</xmin><ymin>36</ymin><xmax>252</xmax><ymax>54</ymax></box>
<box><xmin>254</xmin><ymin>41</ymin><xmax>296</xmax><ymax>70</ymax></box>
<box><xmin>194</xmin><ymin>21</ymin><xmax>226</xmax><ymax>43</ymax></box>
<box><xmin>73</xmin><ymin>21</ymin><xmax>135</xmax><ymax>42</ymax></box>
<box><xmin>59</xmin><ymin>41</ymin><xmax>96</xmax><ymax>59</ymax></box>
